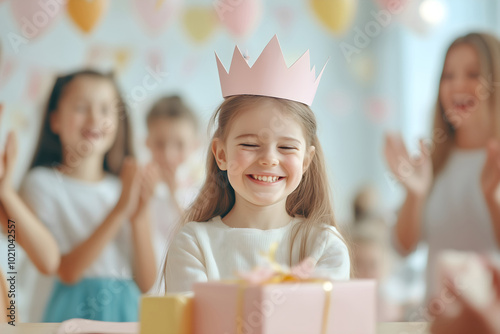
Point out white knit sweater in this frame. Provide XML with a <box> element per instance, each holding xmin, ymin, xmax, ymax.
<box><xmin>165</xmin><ymin>216</ymin><xmax>350</xmax><ymax>293</ymax></box>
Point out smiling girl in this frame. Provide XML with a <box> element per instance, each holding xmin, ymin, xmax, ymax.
<box><xmin>4</xmin><ymin>70</ymin><xmax>157</xmax><ymax>322</ymax></box>
<box><xmin>164</xmin><ymin>36</ymin><xmax>350</xmax><ymax>293</ymax></box>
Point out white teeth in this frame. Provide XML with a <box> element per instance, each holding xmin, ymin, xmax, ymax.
<box><xmin>251</xmin><ymin>175</ymin><xmax>280</xmax><ymax>183</ymax></box>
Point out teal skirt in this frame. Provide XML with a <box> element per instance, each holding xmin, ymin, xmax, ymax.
<box><xmin>42</xmin><ymin>278</ymin><xmax>141</xmax><ymax>322</ymax></box>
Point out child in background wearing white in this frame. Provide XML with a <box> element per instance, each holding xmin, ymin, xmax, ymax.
<box><xmin>145</xmin><ymin>95</ymin><xmax>201</xmax><ymax>292</ymax></box>
<box><xmin>8</xmin><ymin>70</ymin><xmax>156</xmax><ymax>322</ymax></box>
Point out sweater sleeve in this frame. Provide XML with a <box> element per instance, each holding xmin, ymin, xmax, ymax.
<box><xmin>314</xmin><ymin>227</ymin><xmax>351</xmax><ymax>280</ymax></box>
<box><xmin>165</xmin><ymin>223</ymin><xmax>208</xmax><ymax>293</ymax></box>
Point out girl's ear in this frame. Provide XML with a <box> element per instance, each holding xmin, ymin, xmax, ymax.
<box><xmin>212</xmin><ymin>138</ymin><xmax>227</xmax><ymax>170</ymax></box>
<box><xmin>303</xmin><ymin>145</ymin><xmax>316</xmax><ymax>173</ymax></box>
<box><xmin>49</xmin><ymin>111</ymin><xmax>60</xmax><ymax>134</ymax></box>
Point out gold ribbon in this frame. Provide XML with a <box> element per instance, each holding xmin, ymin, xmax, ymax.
<box><xmin>321</xmin><ymin>281</ymin><xmax>333</xmax><ymax>334</ymax></box>
<box><xmin>234</xmin><ymin>243</ymin><xmax>333</xmax><ymax>334</ymax></box>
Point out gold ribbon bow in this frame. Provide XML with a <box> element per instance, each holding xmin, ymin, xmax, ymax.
<box><xmin>235</xmin><ymin>243</ymin><xmax>333</xmax><ymax>334</ymax></box>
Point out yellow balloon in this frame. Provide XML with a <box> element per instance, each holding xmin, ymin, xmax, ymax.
<box><xmin>310</xmin><ymin>0</ymin><xmax>358</xmax><ymax>35</ymax></box>
<box><xmin>183</xmin><ymin>7</ymin><xmax>218</xmax><ymax>43</ymax></box>
<box><xmin>67</xmin><ymin>0</ymin><xmax>109</xmax><ymax>34</ymax></box>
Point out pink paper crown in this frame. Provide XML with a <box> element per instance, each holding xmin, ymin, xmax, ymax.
<box><xmin>215</xmin><ymin>35</ymin><xmax>327</xmax><ymax>106</ymax></box>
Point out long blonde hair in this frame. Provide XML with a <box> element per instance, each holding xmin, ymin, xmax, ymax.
<box><xmin>432</xmin><ymin>32</ymin><xmax>500</xmax><ymax>176</ymax></box>
<box><xmin>163</xmin><ymin>95</ymin><xmax>349</xmax><ymax>285</ymax></box>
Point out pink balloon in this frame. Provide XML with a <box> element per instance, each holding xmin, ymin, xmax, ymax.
<box><xmin>366</xmin><ymin>97</ymin><xmax>392</xmax><ymax>124</ymax></box>
<box><xmin>11</xmin><ymin>0</ymin><xmax>63</xmax><ymax>40</ymax></box>
<box><xmin>215</xmin><ymin>0</ymin><xmax>262</xmax><ymax>38</ymax></box>
<box><xmin>134</xmin><ymin>0</ymin><xmax>182</xmax><ymax>35</ymax></box>
<box><xmin>26</xmin><ymin>68</ymin><xmax>43</xmax><ymax>101</ymax></box>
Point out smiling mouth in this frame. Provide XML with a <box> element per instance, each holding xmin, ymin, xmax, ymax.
<box><xmin>82</xmin><ymin>130</ymin><xmax>102</xmax><ymax>141</ymax></box>
<box><xmin>453</xmin><ymin>102</ymin><xmax>473</xmax><ymax>111</ymax></box>
<box><xmin>247</xmin><ymin>174</ymin><xmax>285</xmax><ymax>183</ymax></box>
<box><xmin>451</xmin><ymin>96</ymin><xmax>477</xmax><ymax>112</ymax></box>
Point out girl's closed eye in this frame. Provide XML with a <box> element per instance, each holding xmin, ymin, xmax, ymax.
<box><xmin>468</xmin><ymin>71</ymin><xmax>480</xmax><ymax>79</ymax></box>
<box><xmin>74</xmin><ymin>102</ymin><xmax>88</xmax><ymax>112</ymax></box>
<box><xmin>239</xmin><ymin>143</ymin><xmax>259</xmax><ymax>148</ymax></box>
<box><xmin>101</xmin><ymin>105</ymin><xmax>109</xmax><ymax>116</ymax></box>
<box><xmin>442</xmin><ymin>72</ymin><xmax>454</xmax><ymax>80</ymax></box>
<box><xmin>103</xmin><ymin>102</ymin><xmax>120</xmax><ymax>115</ymax></box>
<box><xmin>279</xmin><ymin>146</ymin><xmax>297</xmax><ymax>150</ymax></box>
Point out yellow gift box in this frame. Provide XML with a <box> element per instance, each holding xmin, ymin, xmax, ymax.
<box><xmin>139</xmin><ymin>294</ymin><xmax>192</xmax><ymax>334</ymax></box>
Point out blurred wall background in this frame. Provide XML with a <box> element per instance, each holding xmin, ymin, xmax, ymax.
<box><xmin>0</xmin><ymin>0</ymin><xmax>499</xmax><ymax>224</ymax></box>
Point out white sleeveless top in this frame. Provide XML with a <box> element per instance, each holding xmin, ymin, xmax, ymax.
<box><xmin>423</xmin><ymin>148</ymin><xmax>498</xmax><ymax>300</ymax></box>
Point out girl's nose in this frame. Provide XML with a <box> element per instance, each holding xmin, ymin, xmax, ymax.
<box><xmin>259</xmin><ymin>148</ymin><xmax>279</xmax><ymax>166</ymax></box>
<box><xmin>87</xmin><ymin>108</ymin><xmax>100</xmax><ymax>126</ymax></box>
<box><xmin>452</xmin><ymin>75</ymin><xmax>468</xmax><ymax>90</ymax></box>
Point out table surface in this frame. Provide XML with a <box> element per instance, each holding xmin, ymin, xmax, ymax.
<box><xmin>0</xmin><ymin>322</ymin><xmax>431</xmax><ymax>334</ymax></box>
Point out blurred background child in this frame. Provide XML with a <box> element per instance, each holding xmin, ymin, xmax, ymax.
<box><xmin>350</xmin><ymin>218</ymin><xmax>403</xmax><ymax>321</ymax></box>
<box><xmin>144</xmin><ymin>95</ymin><xmax>201</xmax><ymax>292</ymax></box>
<box><xmin>349</xmin><ymin>186</ymin><xmax>402</xmax><ymax>321</ymax></box>
<box><xmin>10</xmin><ymin>70</ymin><xmax>157</xmax><ymax>322</ymax></box>
<box><xmin>384</xmin><ymin>32</ymin><xmax>500</xmax><ymax>305</ymax></box>
<box><xmin>349</xmin><ymin>185</ymin><xmax>428</xmax><ymax>321</ymax></box>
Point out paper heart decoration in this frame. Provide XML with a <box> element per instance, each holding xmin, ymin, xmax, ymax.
<box><xmin>215</xmin><ymin>0</ymin><xmax>262</xmax><ymax>38</ymax></box>
<box><xmin>26</xmin><ymin>68</ymin><xmax>43</xmax><ymax>101</ymax></box>
<box><xmin>0</xmin><ymin>58</ymin><xmax>16</xmax><ymax>89</ymax></box>
<box><xmin>147</xmin><ymin>48</ymin><xmax>164</xmax><ymax>73</ymax></box>
<box><xmin>134</xmin><ymin>0</ymin><xmax>182</xmax><ymax>35</ymax></box>
<box><xmin>11</xmin><ymin>0</ymin><xmax>63</xmax><ymax>40</ymax></box>
<box><xmin>366</xmin><ymin>96</ymin><xmax>391</xmax><ymax>123</ymax></box>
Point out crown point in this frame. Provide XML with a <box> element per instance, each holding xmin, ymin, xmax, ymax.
<box><xmin>229</xmin><ymin>46</ymin><xmax>251</xmax><ymax>73</ymax></box>
<box><xmin>215</xmin><ymin>35</ymin><xmax>327</xmax><ymax>106</ymax></box>
<box><xmin>215</xmin><ymin>52</ymin><xmax>228</xmax><ymax>74</ymax></box>
<box><xmin>291</xmin><ymin>50</ymin><xmax>311</xmax><ymax>71</ymax></box>
<box><xmin>315</xmin><ymin>61</ymin><xmax>328</xmax><ymax>84</ymax></box>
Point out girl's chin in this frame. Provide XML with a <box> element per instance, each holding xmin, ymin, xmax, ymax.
<box><xmin>244</xmin><ymin>191</ymin><xmax>289</xmax><ymax>206</ymax></box>
<box><xmin>83</xmin><ymin>143</ymin><xmax>114</xmax><ymax>158</ymax></box>
<box><xmin>247</xmin><ymin>199</ymin><xmax>283</xmax><ymax>207</ymax></box>
<box><xmin>445</xmin><ymin>109</ymin><xmax>476</xmax><ymax>123</ymax></box>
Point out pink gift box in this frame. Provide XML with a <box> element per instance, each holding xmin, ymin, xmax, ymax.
<box><xmin>193</xmin><ymin>280</ymin><xmax>376</xmax><ymax>334</ymax></box>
